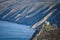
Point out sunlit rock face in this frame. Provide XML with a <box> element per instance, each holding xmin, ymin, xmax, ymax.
<box><xmin>0</xmin><ymin>2</ymin><xmax>58</xmax><ymax>26</ymax></box>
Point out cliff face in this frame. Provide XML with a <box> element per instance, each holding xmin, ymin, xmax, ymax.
<box><xmin>0</xmin><ymin>1</ymin><xmax>60</xmax><ymax>40</ymax></box>
<box><xmin>33</xmin><ymin>24</ymin><xmax>60</xmax><ymax>40</ymax></box>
